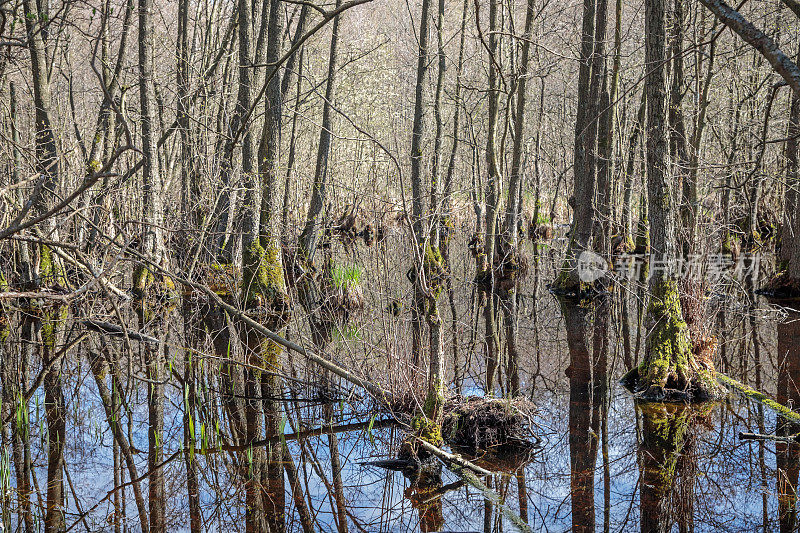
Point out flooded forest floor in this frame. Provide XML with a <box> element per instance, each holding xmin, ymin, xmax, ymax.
<box><xmin>1</xmin><ymin>232</ymin><xmax>798</xmax><ymax>532</ymax></box>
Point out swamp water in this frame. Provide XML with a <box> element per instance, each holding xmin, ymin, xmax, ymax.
<box><xmin>1</xmin><ymin>239</ymin><xmax>798</xmax><ymax>532</ymax></box>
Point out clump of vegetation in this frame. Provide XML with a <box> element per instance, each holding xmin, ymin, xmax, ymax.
<box><xmin>442</xmin><ymin>396</ymin><xmax>538</xmax><ymax>455</ymax></box>
<box><xmin>330</xmin><ymin>263</ymin><xmax>362</xmax><ymax>290</ymax></box>
<box><xmin>326</xmin><ymin>261</ymin><xmax>365</xmax><ymax>315</ymax></box>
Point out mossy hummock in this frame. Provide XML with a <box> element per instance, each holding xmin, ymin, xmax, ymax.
<box><xmin>132</xmin><ymin>264</ymin><xmax>178</xmax><ymax>321</ymax></box>
<box><xmin>476</xmin><ymin>243</ymin><xmax>529</xmax><ymax>297</ymax></box>
<box><xmin>622</xmin><ymin>280</ymin><xmax>724</xmax><ymax>402</ymax></box>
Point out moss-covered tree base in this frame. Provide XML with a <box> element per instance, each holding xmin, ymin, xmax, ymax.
<box><xmin>549</xmin><ymin>260</ymin><xmax>609</xmax><ymax>301</ymax></box>
<box><xmin>132</xmin><ymin>264</ymin><xmax>178</xmax><ymax>322</ymax></box>
<box><xmin>611</xmin><ymin>234</ymin><xmax>635</xmax><ymax>255</ymax></box>
<box><xmin>621</xmin><ymin>280</ymin><xmax>725</xmax><ymax>403</ymax></box>
<box><xmin>241</xmin><ymin>240</ymin><xmax>291</xmax><ymax>331</ymax></box>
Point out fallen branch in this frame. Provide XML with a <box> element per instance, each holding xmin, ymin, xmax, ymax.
<box><xmin>414</xmin><ymin>437</ymin><xmax>496</xmax><ymax>477</ymax></box>
<box><xmin>122</xmin><ymin>247</ymin><xmax>394</xmax><ymax>403</ymax></box>
<box><xmin>416</xmin><ymin>437</ymin><xmax>532</xmax><ymax>533</ymax></box>
<box><xmin>196</xmin><ymin>417</ymin><xmax>397</xmax><ymax>455</ymax></box>
<box><xmin>740</xmin><ymin>431</ymin><xmax>799</xmax><ymax>443</ymax></box>
<box><xmin>81</xmin><ymin>318</ymin><xmax>160</xmax><ymax>344</ymax></box>
<box><xmin>717</xmin><ymin>373</ymin><xmax>800</xmax><ymax>424</ymax></box>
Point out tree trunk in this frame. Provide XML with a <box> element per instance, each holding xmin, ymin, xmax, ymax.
<box><xmin>621</xmin><ymin>90</ymin><xmax>646</xmax><ymax>253</ymax></box>
<box><xmin>776</xmin><ymin>311</ymin><xmax>800</xmax><ymax>533</ymax></box>
<box><xmin>670</xmin><ymin>0</ymin><xmax>694</xmax><ymax>257</ymax></box>
<box><xmin>561</xmin><ymin>299</ymin><xmax>605</xmax><ymax>533</ymax></box>
<box><xmin>483</xmin><ymin>0</ymin><xmax>502</xmax><ymax>394</ymax></box>
<box><xmin>42</xmin><ymin>306</ymin><xmax>67</xmax><ymax>533</ymax></box>
<box><xmin>554</xmin><ymin>0</ymin><xmax>598</xmax><ymax>290</ymax></box>
<box><xmin>299</xmin><ymin>0</ymin><xmax>342</xmax><ymax>261</ymax></box>
<box><xmin>633</xmin><ymin>0</ymin><xmax>722</xmax><ymax>402</ymax></box>
<box><xmin>781</xmin><ymin>43</ymin><xmax>800</xmax><ymax>281</ymax></box>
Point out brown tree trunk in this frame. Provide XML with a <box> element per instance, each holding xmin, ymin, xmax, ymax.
<box><xmin>561</xmin><ymin>299</ymin><xmax>605</xmax><ymax>533</ymax></box>
<box><xmin>635</xmin><ymin>0</ymin><xmax>722</xmax><ymax>401</ymax></box>
<box><xmin>782</xmin><ymin>45</ymin><xmax>800</xmax><ymax>281</ymax></box>
<box><xmin>483</xmin><ymin>0</ymin><xmax>501</xmax><ymax>394</ymax></box>
<box><xmin>776</xmin><ymin>312</ymin><xmax>800</xmax><ymax>533</ymax></box>
<box><xmin>42</xmin><ymin>306</ymin><xmax>66</xmax><ymax>533</ymax></box>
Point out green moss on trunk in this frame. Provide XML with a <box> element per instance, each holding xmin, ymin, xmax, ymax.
<box><xmin>42</xmin><ymin>304</ymin><xmax>68</xmax><ymax>349</ymax></box>
<box><xmin>241</xmin><ymin>238</ymin><xmax>290</xmax><ymax>369</ymax></box>
<box><xmin>627</xmin><ymin>279</ymin><xmax>723</xmax><ymax>402</ymax></box>
<box><xmin>411</xmin><ymin>414</ymin><xmax>443</xmax><ymax>446</ymax></box>
<box><xmin>242</xmin><ymin>240</ymin><xmax>286</xmax><ymax>307</ymax></box>
<box><xmin>643</xmin><ymin>280</ymin><xmax>692</xmax><ymax>387</ymax></box>
<box><xmin>39</xmin><ymin>245</ymin><xmax>66</xmax><ymax>287</ymax></box>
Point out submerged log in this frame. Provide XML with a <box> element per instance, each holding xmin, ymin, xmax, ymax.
<box><xmin>420</xmin><ymin>439</ymin><xmax>533</xmax><ymax>533</ymax></box>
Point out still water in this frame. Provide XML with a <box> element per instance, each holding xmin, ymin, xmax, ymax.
<box><xmin>3</xmin><ymin>242</ymin><xmax>799</xmax><ymax>532</ymax></box>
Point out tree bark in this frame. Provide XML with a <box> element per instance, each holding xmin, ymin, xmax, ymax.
<box><xmin>299</xmin><ymin>0</ymin><xmax>343</xmax><ymax>262</ymax></box>
<box><xmin>42</xmin><ymin>306</ymin><xmax>67</xmax><ymax>533</ymax></box>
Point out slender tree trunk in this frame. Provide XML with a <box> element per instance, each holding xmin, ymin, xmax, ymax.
<box><xmin>591</xmin><ymin>0</ymin><xmax>611</xmax><ymax>257</ymax></box>
<box><xmin>781</xmin><ymin>41</ymin><xmax>800</xmax><ymax>280</ymax></box>
<box><xmin>621</xmin><ymin>90</ymin><xmax>646</xmax><ymax>252</ymax></box>
<box><xmin>298</xmin><ymin>0</ymin><xmax>341</xmax><ymax>260</ymax></box>
<box><xmin>502</xmin><ymin>0</ymin><xmax>536</xmax><ymax>396</ymax></box>
<box><xmin>555</xmin><ymin>0</ymin><xmax>597</xmax><ymax>289</ymax></box>
<box><xmin>670</xmin><ymin>0</ymin><xmax>693</xmax><ymax>255</ymax></box>
<box><xmin>11</xmin><ymin>315</ymin><xmax>34</xmax><ymax>532</ymax></box>
<box><xmin>776</xmin><ymin>312</ymin><xmax>800</xmax><ymax>533</ymax></box>
<box><xmin>21</xmin><ymin>0</ymin><xmax>61</xmax><ymax>289</ymax></box>
<box><xmin>136</xmin><ymin>0</ymin><xmax>168</xmax><ymax>527</ymax></box>
<box><xmin>483</xmin><ymin>0</ymin><xmax>502</xmax><ymax>393</ymax></box>
<box><xmin>42</xmin><ymin>306</ymin><xmax>67</xmax><ymax>533</ymax></box>
<box><xmin>282</xmin><ymin>46</ymin><xmax>305</xmax><ymax>243</ymax></box>
<box><xmin>409</xmin><ymin>0</ymin><xmax>432</xmax><ymax>370</ymax></box>
<box><xmin>442</xmin><ymin>0</ymin><xmax>469</xmax><ymax>394</ymax></box>
<box><xmin>87</xmin><ymin>350</ymin><xmax>149</xmax><ymax>533</ymax></box>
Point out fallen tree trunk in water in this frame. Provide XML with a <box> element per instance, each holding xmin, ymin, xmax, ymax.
<box><xmin>417</xmin><ymin>438</ymin><xmax>533</xmax><ymax>533</ymax></box>
<box><xmin>718</xmin><ymin>373</ymin><xmax>800</xmax><ymax>424</ymax></box>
